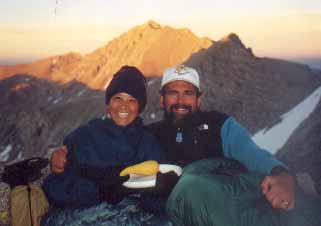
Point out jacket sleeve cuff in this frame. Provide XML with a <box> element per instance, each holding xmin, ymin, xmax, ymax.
<box><xmin>270</xmin><ymin>165</ymin><xmax>290</xmax><ymax>176</ymax></box>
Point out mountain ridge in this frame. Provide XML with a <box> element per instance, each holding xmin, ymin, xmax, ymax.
<box><xmin>0</xmin><ymin>21</ymin><xmax>255</xmax><ymax>89</ymax></box>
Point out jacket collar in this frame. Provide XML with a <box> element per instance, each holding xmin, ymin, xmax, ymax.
<box><xmin>91</xmin><ymin>117</ymin><xmax>142</xmax><ymax>133</ymax></box>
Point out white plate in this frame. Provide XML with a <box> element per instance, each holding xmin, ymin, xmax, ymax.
<box><xmin>122</xmin><ymin>164</ymin><xmax>182</xmax><ymax>189</ymax></box>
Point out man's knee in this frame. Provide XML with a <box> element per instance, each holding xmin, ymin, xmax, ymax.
<box><xmin>166</xmin><ymin>174</ymin><xmax>222</xmax><ymax>225</ymax></box>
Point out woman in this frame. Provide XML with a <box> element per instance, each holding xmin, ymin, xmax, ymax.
<box><xmin>42</xmin><ymin>66</ymin><xmax>165</xmax><ymax>208</ymax></box>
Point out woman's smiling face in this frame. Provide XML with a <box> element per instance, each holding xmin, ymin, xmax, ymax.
<box><xmin>106</xmin><ymin>92</ymin><xmax>139</xmax><ymax>127</ymax></box>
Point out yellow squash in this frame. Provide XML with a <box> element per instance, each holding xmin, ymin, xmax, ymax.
<box><xmin>120</xmin><ymin>160</ymin><xmax>159</xmax><ymax>176</ymax></box>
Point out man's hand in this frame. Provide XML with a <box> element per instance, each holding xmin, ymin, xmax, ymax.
<box><xmin>50</xmin><ymin>145</ymin><xmax>68</xmax><ymax>174</ymax></box>
<box><xmin>261</xmin><ymin>172</ymin><xmax>295</xmax><ymax>210</ymax></box>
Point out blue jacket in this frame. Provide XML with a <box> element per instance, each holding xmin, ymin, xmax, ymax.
<box><xmin>221</xmin><ymin>117</ymin><xmax>286</xmax><ymax>174</ymax></box>
<box><xmin>43</xmin><ymin>117</ymin><xmax>164</xmax><ymax>208</ymax></box>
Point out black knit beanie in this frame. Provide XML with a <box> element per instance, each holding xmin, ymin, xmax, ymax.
<box><xmin>105</xmin><ymin>66</ymin><xmax>147</xmax><ymax>112</ymax></box>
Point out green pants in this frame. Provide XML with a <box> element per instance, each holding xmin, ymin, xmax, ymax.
<box><xmin>166</xmin><ymin>158</ymin><xmax>321</xmax><ymax>226</ymax></box>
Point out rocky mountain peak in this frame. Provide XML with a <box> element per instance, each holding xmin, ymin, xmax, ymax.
<box><xmin>221</xmin><ymin>33</ymin><xmax>245</xmax><ymax>48</ymax></box>
<box><xmin>47</xmin><ymin>21</ymin><xmax>213</xmax><ymax>88</ymax></box>
<box><xmin>146</xmin><ymin>20</ymin><xmax>162</xmax><ymax>29</ymax></box>
<box><xmin>1</xmin><ymin>21</ymin><xmax>214</xmax><ymax>89</ymax></box>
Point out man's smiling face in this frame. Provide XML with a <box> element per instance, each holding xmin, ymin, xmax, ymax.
<box><xmin>160</xmin><ymin>80</ymin><xmax>201</xmax><ymax>122</ymax></box>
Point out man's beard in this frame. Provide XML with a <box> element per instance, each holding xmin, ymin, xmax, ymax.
<box><xmin>163</xmin><ymin>104</ymin><xmax>194</xmax><ymax>127</ymax></box>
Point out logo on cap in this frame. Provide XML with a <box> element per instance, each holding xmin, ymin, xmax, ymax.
<box><xmin>175</xmin><ymin>65</ymin><xmax>188</xmax><ymax>75</ymax></box>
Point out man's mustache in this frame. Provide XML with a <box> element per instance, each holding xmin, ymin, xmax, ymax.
<box><xmin>169</xmin><ymin>104</ymin><xmax>192</xmax><ymax>113</ymax></box>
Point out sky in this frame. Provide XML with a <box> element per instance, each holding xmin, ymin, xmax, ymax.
<box><xmin>1</xmin><ymin>0</ymin><xmax>321</xmax><ymax>65</ymax></box>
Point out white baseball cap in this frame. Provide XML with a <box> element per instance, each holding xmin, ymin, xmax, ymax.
<box><xmin>161</xmin><ymin>65</ymin><xmax>200</xmax><ymax>90</ymax></box>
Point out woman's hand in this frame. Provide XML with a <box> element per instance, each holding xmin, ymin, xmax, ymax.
<box><xmin>50</xmin><ymin>145</ymin><xmax>68</xmax><ymax>174</ymax></box>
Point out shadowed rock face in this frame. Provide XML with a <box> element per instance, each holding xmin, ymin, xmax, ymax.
<box><xmin>0</xmin><ymin>75</ymin><xmax>105</xmax><ymax>160</ymax></box>
<box><xmin>277</xmin><ymin>102</ymin><xmax>321</xmax><ymax>175</ymax></box>
<box><xmin>0</xmin><ymin>22</ymin><xmax>320</xmax><ymax>193</ymax></box>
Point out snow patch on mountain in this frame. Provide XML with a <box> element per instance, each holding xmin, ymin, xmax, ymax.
<box><xmin>253</xmin><ymin>86</ymin><xmax>321</xmax><ymax>154</ymax></box>
<box><xmin>53</xmin><ymin>97</ymin><xmax>63</xmax><ymax>104</ymax></box>
<box><xmin>77</xmin><ymin>89</ymin><xmax>86</xmax><ymax>97</ymax></box>
<box><xmin>0</xmin><ymin>145</ymin><xmax>12</xmax><ymax>162</ymax></box>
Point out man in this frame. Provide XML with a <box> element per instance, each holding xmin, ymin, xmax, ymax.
<box><xmin>148</xmin><ymin>65</ymin><xmax>295</xmax><ymax>210</ymax></box>
<box><xmin>146</xmin><ymin>65</ymin><xmax>317</xmax><ymax>226</ymax></box>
